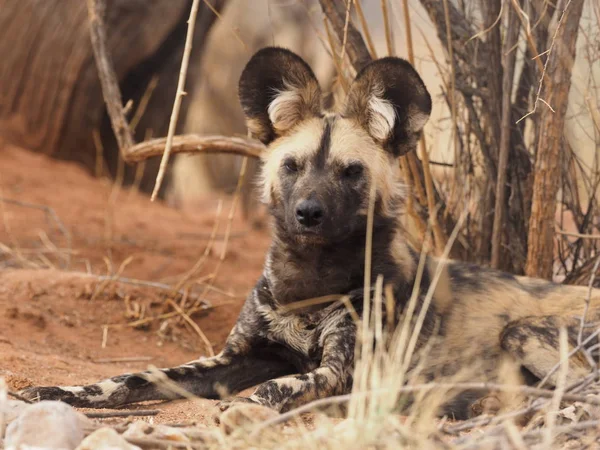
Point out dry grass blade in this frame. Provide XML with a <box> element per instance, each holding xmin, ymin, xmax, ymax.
<box><xmin>400</xmin><ymin>0</ymin><xmax>446</xmax><ymax>254</ymax></box>
<box><xmin>577</xmin><ymin>255</ymin><xmax>600</xmax><ymax>346</ymax></box>
<box><xmin>167</xmin><ymin>299</ymin><xmax>215</xmax><ymax>357</ymax></box>
<box><xmin>353</xmin><ymin>0</ymin><xmax>377</xmax><ymax>58</ymax></box>
<box><xmin>0</xmin><ymin>197</ymin><xmax>72</xmax><ymax>268</ymax></box>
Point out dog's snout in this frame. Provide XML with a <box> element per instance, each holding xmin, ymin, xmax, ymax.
<box><xmin>295</xmin><ymin>199</ymin><xmax>323</xmax><ymax>227</ymax></box>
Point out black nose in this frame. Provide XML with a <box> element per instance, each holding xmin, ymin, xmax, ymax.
<box><xmin>295</xmin><ymin>199</ymin><xmax>323</xmax><ymax>227</ymax></box>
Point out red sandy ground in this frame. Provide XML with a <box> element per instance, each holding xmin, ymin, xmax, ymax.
<box><xmin>0</xmin><ymin>140</ymin><xmax>271</xmax><ymax>426</ymax></box>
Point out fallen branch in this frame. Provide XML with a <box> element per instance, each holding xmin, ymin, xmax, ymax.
<box><xmin>123</xmin><ymin>134</ymin><xmax>264</xmax><ymax>163</ymax></box>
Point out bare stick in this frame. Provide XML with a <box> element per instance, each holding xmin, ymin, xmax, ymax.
<box><xmin>556</xmin><ymin>228</ymin><xmax>600</xmax><ymax>240</ymax></box>
<box><xmin>354</xmin><ymin>0</ymin><xmax>377</xmax><ymax>58</ymax></box>
<box><xmin>93</xmin><ymin>356</ymin><xmax>153</xmax><ymax>363</ymax></box>
<box><xmin>380</xmin><ymin>0</ymin><xmax>394</xmax><ymax>56</ymax></box>
<box><xmin>84</xmin><ymin>409</ymin><xmax>159</xmax><ymax>418</ymax></box>
<box><xmin>151</xmin><ymin>0</ymin><xmax>201</xmax><ymax>201</ymax></box>
<box><xmin>86</xmin><ymin>0</ymin><xmax>134</xmax><ymax>153</ymax></box>
<box><xmin>123</xmin><ymin>134</ymin><xmax>264</xmax><ymax>163</ymax></box>
<box><xmin>124</xmin><ymin>437</ymin><xmax>206</xmax><ymax>450</ymax></box>
<box><xmin>491</xmin><ymin>2</ymin><xmax>520</xmax><ymax>268</ymax></box>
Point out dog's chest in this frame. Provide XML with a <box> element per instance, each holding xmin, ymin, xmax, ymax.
<box><xmin>257</xmin><ymin>305</ymin><xmax>320</xmax><ymax>357</ymax></box>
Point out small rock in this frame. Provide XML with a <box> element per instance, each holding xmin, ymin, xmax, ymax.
<box><xmin>76</xmin><ymin>428</ymin><xmax>141</xmax><ymax>450</ymax></box>
<box><xmin>5</xmin><ymin>401</ymin><xmax>89</xmax><ymax>450</ymax></box>
<box><xmin>122</xmin><ymin>421</ymin><xmax>190</xmax><ymax>442</ymax></box>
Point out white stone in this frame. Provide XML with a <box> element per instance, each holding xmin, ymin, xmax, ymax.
<box><xmin>5</xmin><ymin>401</ymin><xmax>89</xmax><ymax>450</ymax></box>
<box><xmin>76</xmin><ymin>428</ymin><xmax>141</xmax><ymax>450</ymax></box>
<box><xmin>122</xmin><ymin>421</ymin><xmax>190</xmax><ymax>442</ymax></box>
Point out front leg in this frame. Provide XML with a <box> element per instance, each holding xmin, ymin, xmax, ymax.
<box><xmin>229</xmin><ymin>313</ymin><xmax>356</xmax><ymax>413</ymax></box>
<box><xmin>20</xmin><ymin>296</ymin><xmax>297</xmax><ymax>408</ymax></box>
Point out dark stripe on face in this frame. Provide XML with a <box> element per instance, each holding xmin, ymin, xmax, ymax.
<box><xmin>314</xmin><ymin>116</ymin><xmax>335</xmax><ymax>169</ymax></box>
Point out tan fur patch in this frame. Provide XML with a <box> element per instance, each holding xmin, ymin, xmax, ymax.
<box><xmin>328</xmin><ymin>118</ymin><xmax>404</xmax><ymax>217</ymax></box>
<box><xmin>259</xmin><ymin>118</ymin><xmax>324</xmax><ymax>203</ymax></box>
<box><xmin>267</xmin><ymin>81</ymin><xmax>321</xmax><ymax>134</ymax></box>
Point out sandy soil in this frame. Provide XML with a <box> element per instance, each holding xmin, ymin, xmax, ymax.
<box><xmin>0</xmin><ymin>140</ymin><xmax>271</xmax><ymax>426</ymax></box>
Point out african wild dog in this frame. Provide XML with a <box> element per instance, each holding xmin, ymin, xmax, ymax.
<box><xmin>21</xmin><ymin>47</ymin><xmax>600</xmax><ymax>419</ymax></box>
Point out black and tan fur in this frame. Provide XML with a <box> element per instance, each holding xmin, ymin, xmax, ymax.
<box><xmin>21</xmin><ymin>48</ymin><xmax>600</xmax><ymax>419</ymax></box>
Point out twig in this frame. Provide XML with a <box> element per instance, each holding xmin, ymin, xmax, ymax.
<box><xmin>151</xmin><ymin>0</ymin><xmax>201</xmax><ymax>201</ymax></box>
<box><xmin>318</xmin><ymin>0</ymin><xmax>372</xmax><ymax>71</ymax></box>
<box><xmin>123</xmin><ymin>134</ymin><xmax>264</xmax><ymax>163</ymax></box>
<box><xmin>124</xmin><ymin>436</ymin><xmax>207</xmax><ymax>449</ymax></box>
<box><xmin>130</xmin><ymin>75</ymin><xmax>160</xmax><ymax>132</ymax></box>
<box><xmin>84</xmin><ymin>409</ymin><xmax>159</xmax><ymax>419</ymax></box>
<box><xmin>353</xmin><ymin>0</ymin><xmax>377</xmax><ymax>58</ymax></box>
<box><xmin>543</xmin><ymin>327</ymin><xmax>569</xmax><ymax>447</ymax></box>
<box><xmin>380</xmin><ymin>0</ymin><xmax>394</xmax><ymax>56</ymax></box>
<box><xmin>556</xmin><ymin>228</ymin><xmax>600</xmax><ymax>240</ymax></box>
<box><xmin>86</xmin><ymin>0</ymin><xmax>135</xmax><ymax>153</ymax></box>
<box><xmin>537</xmin><ymin>328</ymin><xmax>600</xmax><ymax>389</ymax></box>
<box><xmin>93</xmin><ymin>356</ymin><xmax>153</xmax><ymax>364</ymax></box>
<box><xmin>324</xmin><ymin>18</ymin><xmax>350</xmax><ymax>93</ymax></box>
<box><xmin>517</xmin><ymin>0</ymin><xmax>577</xmax><ymax>123</ymax></box>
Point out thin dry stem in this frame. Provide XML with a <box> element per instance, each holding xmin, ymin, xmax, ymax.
<box><xmin>380</xmin><ymin>0</ymin><xmax>394</xmax><ymax>56</ymax></box>
<box><xmin>354</xmin><ymin>0</ymin><xmax>377</xmax><ymax>58</ymax></box>
<box><xmin>167</xmin><ymin>299</ymin><xmax>215</xmax><ymax>357</ymax></box>
<box><xmin>151</xmin><ymin>0</ymin><xmax>202</xmax><ymax>201</ymax></box>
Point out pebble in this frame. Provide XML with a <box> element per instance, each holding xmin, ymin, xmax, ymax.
<box><xmin>122</xmin><ymin>421</ymin><xmax>190</xmax><ymax>442</ymax></box>
<box><xmin>76</xmin><ymin>428</ymin><xmax>141</xmax><ymax>450</ymax></box>
<box><xmin>5</xmin><ymin>401</ymin><xmax>89</xmax><ymax>450</ymax></box>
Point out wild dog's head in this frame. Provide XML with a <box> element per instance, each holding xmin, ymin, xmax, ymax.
<box><xmin>239</xmin><ymin>47</ymin><xmax>431</xmax><ymax>245</ymax></box>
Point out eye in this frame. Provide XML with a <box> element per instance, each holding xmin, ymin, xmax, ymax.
<box><xmin>343</xmin><ymin>163</ymin><xmax>364</xmax><ymax>178</ymax></box>
<box><xmin>283</xmin><ymin>158</ymin><xmax>298</xmax><ymax>173</ymax></box>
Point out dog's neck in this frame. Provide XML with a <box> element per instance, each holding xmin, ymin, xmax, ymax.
<box><xmin>264</xmin><ymin>218</ymin><xmax>404</xmax><ymax>306</ymax></box>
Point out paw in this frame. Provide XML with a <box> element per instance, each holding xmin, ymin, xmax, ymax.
<box><xmin>469</xmin><ymin>395</ymin><xmax>502</xmax><ymax>418</ymax></box>
<box><xmin>216</xmin><ymin>402</ymin><xmax>279</xmax><ymax>435</ymax></box>
<box><xmin>19</xmin><ymin>386</ymin><xmax>76</xmax><ymax>404</ymax></box>
<box><xmin>217</xmin><ymin>396</ymin><xmax>259</xmax><ymax>412</ymax></box>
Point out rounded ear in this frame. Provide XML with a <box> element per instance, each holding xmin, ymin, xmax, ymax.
<box><xmin>343</xmin><ymin>57</ymin><xmax>432</xmax><ymax>157</ymax></box>
<box><xmin>238</xmin><ymin>47</ymin><xmax>323</xmax><ymax>145</ymax></box>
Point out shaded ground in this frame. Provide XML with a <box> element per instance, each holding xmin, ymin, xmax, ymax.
<box><xmin>0</xmin><ymin>139</ymin><xmax>270</xmax><ymax>426</ymax></box>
